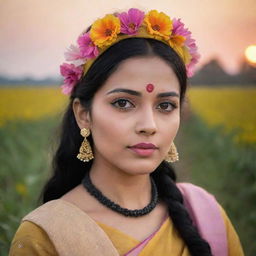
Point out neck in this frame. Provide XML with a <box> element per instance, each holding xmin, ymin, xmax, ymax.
<box><xmin>88</xmin><ymin>162</ymin><xmax>152</xmax><ymax>210</ymax></box>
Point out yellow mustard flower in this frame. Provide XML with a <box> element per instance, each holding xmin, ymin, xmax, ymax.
<box><xmin>144</xmin><ymin>10</ymin><xmax>172</xmax><ymax>40</ymax></box>
<box><xmin>15</xmin><ymin>183</ymin><xmax>28</xmax><ymax>197</ymax></box>
<box><xmin>90</xmin><ymin>14</ymin><xmax>121</xmax><ymax>48</ymax></box>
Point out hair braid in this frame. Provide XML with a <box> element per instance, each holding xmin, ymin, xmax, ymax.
<box><xmin>152</xmin><ymin>162</ymin><xmax>213</xmax><ymax>256</ymax></box>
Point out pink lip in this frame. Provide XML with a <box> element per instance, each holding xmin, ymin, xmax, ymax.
<box><xmin>130</xmin><ymin>143</ymin><xmax>158</xmax><ymax>149</ymax></box>
<box><xmin>128</xmin><ymin>143</ymin><xmax>158</xmax><ymax>157</ymax></box>
<box><xmin>129</xmin><ymin>148</ymin><xmax>156</xmax><ymax>156</ymax></box>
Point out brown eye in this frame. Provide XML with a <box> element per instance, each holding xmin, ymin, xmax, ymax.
<box><xmin>111</xmin><ymin>99</ymin><xmax>134</xmax><ymax>109</ymax></box>
<box><xmin>157</xmin><ymin>102</ymin><xmax>177</xmax><ymax>112</ymax></box>
<box><xmin>160</xmin><ymin>103</ymin><xmax>170</xmax><ymax>110</ymax></box>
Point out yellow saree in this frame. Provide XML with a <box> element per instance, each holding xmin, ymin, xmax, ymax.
<box><xmin>9</xmin><ymin>199</ymin><xmax>244</xmax><ymax>256</ymax></box>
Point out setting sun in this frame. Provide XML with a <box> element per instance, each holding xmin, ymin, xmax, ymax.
<box><xmin>245</xmin><ymin>45</ymin><xmax>256</xmax><ymax>64</ymax></box>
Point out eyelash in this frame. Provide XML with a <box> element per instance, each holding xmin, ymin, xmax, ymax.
<box><xmin>111</xmin><ymin>98</ymin><xmax>178</xmax><ymax>112</ymax></box>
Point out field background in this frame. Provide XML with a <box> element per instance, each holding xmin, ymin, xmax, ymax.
<box><xmin>1</xmin><ymin>86</ymin><xmax>256</xmax><ymax>255</ymax></box>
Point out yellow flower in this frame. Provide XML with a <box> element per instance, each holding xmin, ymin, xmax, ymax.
<box><xmin>90</xmin><ymin>14</ymin><xmax>121</xmax><ymax>48</ymax></box>
<box><xmin>144</xmin><ymin>10</ymin><xmax>172</xmax><ymax>40</ymax></box>
<box><xmin>15</xmin><ymin>183</ymin><xmax>28</xmax><ymax>197</ymax></box>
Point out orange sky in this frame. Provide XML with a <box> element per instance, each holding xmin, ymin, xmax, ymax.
<box><xmin>0</xmin><ymin>0</ymin><xmax>255</xmax><ymax>78</ymax></box>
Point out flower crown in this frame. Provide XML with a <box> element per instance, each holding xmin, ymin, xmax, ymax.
<box><xmin>60</xmin><ymin>8</ymin><xmax>200</xmax><ymax>95</ymax></box>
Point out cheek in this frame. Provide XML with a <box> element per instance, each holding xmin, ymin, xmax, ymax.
<box><xmin>90</xmin><ymin>105</ymin><xmax>129</xmax><ymax>150</ymax></box>
<box><xmin>160</xmin><ymin>112</ymin><xmax>180</xmax><ymax>153</ymax></box>
<box><xmin>163</xmin><ymin>111</ymin><xmax>180</xmax><ymax>135</ymax></box>
<box><xmin>172</xmin><ymin>114</ymin><xmax>180</xmax><ymax>136</ymax></box>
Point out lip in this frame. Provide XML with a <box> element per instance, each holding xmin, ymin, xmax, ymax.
<box><xmin>128</xmin><ymin>143</ymin><xmax>158</xmax><ymax>157</ymax></box>
<box><xmin>129</xmin><ymin>143</ymin><xmax>158</xmax><ymax>149</ymax></box>
<box><xmin>129</xmin><ymin>147</ymin><xmax>156</xmax><ymax>156</ymax></box>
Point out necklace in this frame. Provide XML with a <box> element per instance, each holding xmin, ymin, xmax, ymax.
<box><xmin>82</xmin><ymin>171</ymin><xmax>158</xmax><ymax>217</ymax></box>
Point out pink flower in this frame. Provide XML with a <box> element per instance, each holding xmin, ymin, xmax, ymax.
<box><xmin>64</xmin><ymin>44</ymin><xmax>84</xmax><ymax>61</ymax></box>
<box><xmin>60</xmin><ymin>63</ymin><xmax>83</xmax><ymax>95</ymax></box>
<box><xmin>172</xmin><ymin>18</ymin><xmax>191</xmax><ymax>38</ymax></box>
<box><xmin>184</xmin><ymin>36</ymin><xmax>200</xmax><ymax>77</ymax></box>
<box><xmin>186</xmin><ymin>51</ymin><xmax>201</xmax><ymax>77</ymax></box>
<box><xmin>77</xmin><ymin>32</ymin><xmax>99</xmax><ymax>59</ymax></box>
<box><xmin>171</xmin><ymin>18</ymin><xmax>200</xmax><ymax>77</ymax></box>
<box><xmin>118</xmin><ymin>8</ymin><xmax>144</xmax><ymax>35</ymax></box>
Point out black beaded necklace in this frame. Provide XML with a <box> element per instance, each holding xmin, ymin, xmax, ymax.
<box><xmin>82</xmin><ymin>171</ymin><xmax>158</xmax><ymax>217</ymax></box>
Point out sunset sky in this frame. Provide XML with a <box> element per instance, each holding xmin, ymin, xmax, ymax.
<box><xmin>0</xmin><ymin>0</ymin><xmax>255</xmax><ymax>79</ymax></box>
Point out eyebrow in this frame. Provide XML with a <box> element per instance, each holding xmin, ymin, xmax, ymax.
<box><xmin>106</xmin><ymin>88</ymin><xmax>180</xmax><ymax>98</ymax></box>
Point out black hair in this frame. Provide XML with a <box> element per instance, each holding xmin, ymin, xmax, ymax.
<box><xmin>39</xmin><ymin>38</ymin><xmax>212</xmax><ymax>255</ymax></box>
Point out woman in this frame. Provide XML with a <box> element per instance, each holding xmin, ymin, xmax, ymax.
<box><xmin>9</xmin><ymin>8</ymin><xmax>244</xmax><ymax>256</ymax></box>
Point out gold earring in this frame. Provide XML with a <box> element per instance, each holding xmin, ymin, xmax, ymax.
<box><xmin>165</xmin><ymin>142</ymin><xmax>179</xmax><ymax>163</ymax></box>
<box><xmin>77</xmin><ymin>128</ymin><xmax>94</xmax><ymax>162</ymax></box>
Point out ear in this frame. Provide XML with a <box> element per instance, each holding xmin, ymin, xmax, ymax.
<box><xmin>72</xmin><ymin>98</ymin><xmax>91</xmax><ymax>130</ymax></box>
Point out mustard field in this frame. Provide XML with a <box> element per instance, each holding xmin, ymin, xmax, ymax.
<box><xmin>0</xmin><ymin>86</ymin><xmax>255</xmax><ymax>143</ymax></box>
<box><xmin>0</xmin><ymin>87</ymin><xmax>67</xmax><ymax>126</ymax></box>
<box><xmin>188</xmin><ymin>87</ymin><xmax>256</xmax><ymax>143</ymax></box>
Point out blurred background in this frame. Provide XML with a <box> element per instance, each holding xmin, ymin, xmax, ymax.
<box><xmin>0</xmin><ymin>0</ymin><xmax>255</xmax><ymax>255</ymax></box>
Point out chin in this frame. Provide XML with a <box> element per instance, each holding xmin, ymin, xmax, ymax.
<box><xmin>122</xmin><ymin>160</ymin><xmax>160</xmax><ymax>176</ymax></box>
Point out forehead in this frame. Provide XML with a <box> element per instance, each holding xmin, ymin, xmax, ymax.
<box><xmin>100</xmin><ymin>56</ymin><xmax>180</xmax><ymax>93</ymax></box>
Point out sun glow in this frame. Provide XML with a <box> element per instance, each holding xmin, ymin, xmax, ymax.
<box><xmin>245</xmin><ymin>45</ymin><xmax>256</xmax><ymax>64</ymax></box>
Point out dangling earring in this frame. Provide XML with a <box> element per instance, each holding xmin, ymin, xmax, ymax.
<box><xmin>165</xmin><ymin>142</ymin><xmax>179</xmax><ymax>163</ymax></box>
<box><xmin>77</xmin><ymin>128</ymin><xmax>94</xmax><ymax>162</ymax></box>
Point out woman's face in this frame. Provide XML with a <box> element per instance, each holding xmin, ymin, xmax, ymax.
<box><xmin>81</xmin><ymin>56</ymin><xmax>180</xmax><ymax>176</ymax></box>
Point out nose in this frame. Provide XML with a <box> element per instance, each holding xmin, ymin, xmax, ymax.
<box><xmin>135</xmin><ymin>106</ymin><xmax>157</xmax><ymax>136</ymax></box>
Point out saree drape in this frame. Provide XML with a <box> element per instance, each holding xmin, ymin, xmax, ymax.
<box><xmin>9</xmin><ymin>183</ymin><xmax>245</xmax><ymax>256</ymax></box>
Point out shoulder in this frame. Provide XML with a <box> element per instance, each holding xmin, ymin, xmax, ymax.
<box><xmin>176</xmin><ymin>182</ymin><xmax>222</xmax><ymax>226</ymax></box>
<box><xmin>9</xmin><ymin>200</ymin><xmax>64</xmax><ymax>256</ymax></box>
<box><xmin>176</xmin><ymin>182</ymin><xmax>217</xmax><ymax>208</ymax></box>
<box><xmin>177</xmin><ymin>182</ymin><xmax>214</xmax><ymax>197</ymax></box>
<box><xmin>177</xmin><ymin>182</ymin><xmax>244</xmax><ymax>256</ymax></box>
<box><xmin>11</xmin><ymin>199</ymin><xmax>119</xmax><ymax>256</ymax></box>
<box><xmin>9</xmin><ymin>200</ymin><xmax>73</xmax><ymax>256</ymax></box>
<box><xmin>21</xmin><ymin>199</ymin><xmax>99</xmax><ymax>238</ymax></box>
<box><xmin>9</xmin><ymin>221</ymin><xmax>58</xmax><ymax>255</ymax></box>
<box><xmin>22</xmin><ymin>199</ymin><xmax>75</xmax><ymax>223</ymax></box>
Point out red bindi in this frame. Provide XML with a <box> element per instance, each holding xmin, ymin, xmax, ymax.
<box><xmin>146</xmin><ymin>83</ymin><xmax>154</xmax><ymax>93</ymax></box>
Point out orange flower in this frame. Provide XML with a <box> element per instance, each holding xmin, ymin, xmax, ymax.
<box><xmin>169</xmin><ymin>34</ymin><xmax>186</xmax><ymax>48</ymax></box>
<box><xmin>90</xmin><ymin>14</ymin><xmax>121</xmax><ymax>48</ymax></box>
<box><xmin>144</xmin><ymin>10</ymin><xmax>172</xmax><ymax>40</ymax></box>
<box><xmin>169</xmin><ymin>34</ymin><xmax>189</xmax><ymax>63</ymax></box>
